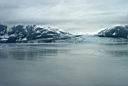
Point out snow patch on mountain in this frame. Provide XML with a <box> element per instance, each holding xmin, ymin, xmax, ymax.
<box><xmin>97</xmin><ymin>25</ymin><xmax>128</xmax><ymax>38</ymax></box>
<box><xmin>0</xmin><ymin>24</ymin><xmax>73</xmax><ymax>43</ymax></box>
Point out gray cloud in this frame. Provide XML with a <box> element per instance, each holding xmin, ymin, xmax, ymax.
<box><xmin>0</xmin><ymin>0</ymin><xmax>128</xmax><ymax>33</ymax></box>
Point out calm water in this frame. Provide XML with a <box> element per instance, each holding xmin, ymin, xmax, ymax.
<box><xmin>0</xmin><ymin>41</ymin><xmax>128</xmax><ymax>86</ymax></box>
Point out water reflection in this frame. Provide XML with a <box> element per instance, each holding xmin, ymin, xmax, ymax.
<box><xmin>0</xmin><ymin>43</ymin><xmax>128</xmax><ymax>86</ymax></box>
<box><xmin>98</xmin><ymin>43</ymin><xmax>128</xmax><ymax>58</ymax></box>
<box><xmin>0</xmin><ymin>50</ymin><xmax>8</xmax><ymax>59</ymax></box>
<box><xmin>105</xmin><ymin>50</ymin><xmax>128</xmax><ymax>57</ymax></box>
<box><xmin>11</xmin><ymin>49</ymin><xmax>58</xmax><ymax>60</ymax></box>
<box><xmin>0</xmin><ymin>44</ymin><xmax>68</xmax><ymax>61</ymax></box>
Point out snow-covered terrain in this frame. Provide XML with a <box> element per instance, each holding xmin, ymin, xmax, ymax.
<box><xmin>97</xmin><ymin>25</ymin><xmax>128</xmax><ymax>38</ymax></box>
<box><xmin>1</xmin><ymin>24</ymin><xmax>128</xmax><ymax>43</ymax></box>
<box><xmin>0</xmin><ymin>24</ymin><xmax>75</xmax><ymax>43</ymax></box>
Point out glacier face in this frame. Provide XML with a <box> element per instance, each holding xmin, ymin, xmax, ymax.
<box><xmin>0</xmin><ymin>24</ymin><xmax>74</xmax><ymax>43</ymax></box>
<box><xmin>97</xmin><ymin>25</ymin><xmax>128</xmax><ymax>38</ymax></box>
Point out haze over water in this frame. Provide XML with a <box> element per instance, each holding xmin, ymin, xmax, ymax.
<box><xmin>0</xmin><ymin>38</ymin><xmax>128</xmax><ymax>86</ymax></box>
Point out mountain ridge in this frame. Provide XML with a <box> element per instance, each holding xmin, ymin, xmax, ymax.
<box><xmin>0</xmin><ymin>24</ymin><xmax>74</xmax><ymax>43</ymax></box>
<box><xmin>97</xmin><ymin>25</ymin><xmax>128</xmax><ymax>38</ymax></box>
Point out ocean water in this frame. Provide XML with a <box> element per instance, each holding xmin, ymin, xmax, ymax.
<box><xmin>0</xmin><ymin>37</ymin><xmax>128</xmax><ymax>86</ymax></box>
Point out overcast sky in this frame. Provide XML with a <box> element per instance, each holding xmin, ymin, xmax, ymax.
<box><xmin>0</xmin><ymin>0</ymin><xmax>128</xmax><ymax>33</ymax></box>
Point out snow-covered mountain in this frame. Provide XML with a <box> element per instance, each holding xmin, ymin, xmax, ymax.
<box><xmin>97</xmin><ymin>25</ymin><xmax>128</xmax><ymax>38</ymax></box>
<box><xmin>0</xmin><ymin>24</ymin><xmax>74</xmax><ymax>43</ymax></box>
<box><xmin>1</xmin><ymin>24</ymin><xmax>128</xmax><ymax>43</ymax></box>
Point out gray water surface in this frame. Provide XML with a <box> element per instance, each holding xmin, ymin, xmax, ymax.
<box><xmin>0</xmin><ymin>43</ymin><xmax>128</xmax><ymax>86</ymax></box>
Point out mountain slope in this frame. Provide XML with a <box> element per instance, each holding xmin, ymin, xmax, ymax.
<box><xmin>0</xmin><ymin>24</ymin><xmax>73</xmax><ymax>43</ymax></box>
<box><xmin>97</xmin><ymin>25</ymin><xmax>128</xmax><ymax>38</ymax></box>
